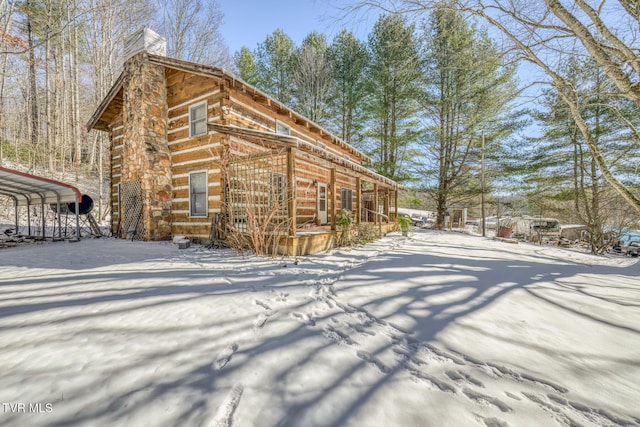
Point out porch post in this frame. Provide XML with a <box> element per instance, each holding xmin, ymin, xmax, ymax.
<box><xmin>394</xmin><ymin>186</ymin><xmax>398</xmax><ymax>219</ymax></box>
<box><xmin>219</xmin><ymin>175</ymin><xmax>227</xmax><ymax>241</ymax></box>
<box><xmin>373</xmin><ymin>183</ymin><xmax>379</xmax><ymax>225</ymax></box>
<box><xmin>384</xmin><ymin>188</ymin><xmax>389</xmax><ymax>221</ymax></box>
<box><xmin>355</xmin><ymin>177</ymin><xmax>361</xmax><ymax>225</ymax></box>
<box><xmin>330</xmin><ymin>167</ymin><xmax>336</xmax><ymax>231</ymax></box>
<box><xmin>287</xmin><ymin>147</ymin><xmax>296</xmax><ymax>237</ymax></box>
<box><xmin>219</xmin><ymin>141</ymin><xmax>230</xmax><ymax>241</ymax></box>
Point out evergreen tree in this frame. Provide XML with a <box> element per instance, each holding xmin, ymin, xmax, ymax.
<box><xmin>254</xmin><ymin>29</ymin><xmax>296</xmax><ymax>105</ymax></box>
<box><xmin>234</xmin><ymin>46</ymin><xmax>259</xmax><ymax>86</ymax></box>
<box><xmin>327</xmin><ymin>29</ymin><xmax>368</xmax><ymax>148</ymax></box>
<box><xmin>529</xmin><ymin>57</ymin><xmax>640</xmax><ymax>252</ymax></box>
<box><xmin>420</xmin><ymin>6</ymin><xmax>518</xmax><ymax>228</ymax></box>
<box><xmin>364</xmin><ymin>14</ymin><xmax>422</xmax><ymax>181</ymax></box>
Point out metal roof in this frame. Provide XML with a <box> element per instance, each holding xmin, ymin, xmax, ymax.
<box><xmin>209</xmin><ymin>124</ymin><xmax>402</xmax><ymax>190</ymax></box>
<box><xmin>86</xmin><ymin>53</ymin><xmax>373</xmax><ymax>164</ymax></box>
<box><xmin>0</xmin><ymin>166</ymin><xmax>82</xmax><ymax>207</ymax></box>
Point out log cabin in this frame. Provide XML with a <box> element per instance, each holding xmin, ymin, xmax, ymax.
<box><xmin>87</xmin><ymin>28</ymin><xmax>400</xmax><ymax>254</ymax></box>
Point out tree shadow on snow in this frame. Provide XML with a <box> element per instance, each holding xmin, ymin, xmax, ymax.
<box><xmin>1</xmin><ymin>233</ymin><xmax>639</xmax><ymax>426</ymax></box>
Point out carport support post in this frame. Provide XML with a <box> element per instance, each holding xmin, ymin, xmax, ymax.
<box><xmin>27</xmin><ymin>199</ymin><xmax>31</xmax><ymax>236</ymax></box>
<box><xmin>75</xmin><ymin>197</ymin><xmax>80</xmax><ymax>239</ymax></box>
<box><xmin>41</xmin><ymin>200</ymin><xmax>45</xmax><ymax>238</ymax></box>
<box><xmin>14</xmin><ymin>200</ymin><xmax>18</xmax><ymax>234</ymax></box>
<box><xmin>56</xmin><ymin>199</ymin><xmax>62</xmax><ymax>238</ymax></box>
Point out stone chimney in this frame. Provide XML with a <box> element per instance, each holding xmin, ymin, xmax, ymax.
<box><xmin>120</xmin><ymin>29</ymin><xmax>172</xmax><ymax>241</ymax></box>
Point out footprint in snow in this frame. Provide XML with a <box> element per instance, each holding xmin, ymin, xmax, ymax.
<box><xmin>253</xmin><ymin>313</ymin><xmax>269</xmax><ymax>330</ymax></box>
<box><xmin>463</xmin><ymin>387</ymin><xmax>512</xmax><ymax>413</ymax></box>
<box><xmin>254</xmin><ymin>300</ymin><xmax>271</xmax><ymax>311</ymax></box>
<box><xmin>291</xmin><ymin>312</ymin><xmax>315</xmax><ymax>327</ymax></box>
<box><xmin>214</xmin><ymin>343</ymin><xmax>238</xmax><ymax>371</ymax></box>
<box><xmin>445</xmin><ymin>370</ymin><xmax>485</xmax><ymax>388</ymax></box>
<box><xmin>356</xmin><ymin>350</ymin><xmax>392</xmax><ymax>375</ymax></box>
<box><xmin>408</xmin><ymin>368</ymin><xmax>456</xmax><ymax>393</ymax></box>
<box><xmin>323</xmin><ymin>326</ymin><xmax>357</xmax><ymax>346</ymax></box>
<box><xmin>212</xmin><ymin>384</ymin><xmax>244</xmax><ymax>427</ymax></box>
<box><xmin>477</xmin><ymin>415</ymin><xmax>511</xmax><ymax>427</ymax></box>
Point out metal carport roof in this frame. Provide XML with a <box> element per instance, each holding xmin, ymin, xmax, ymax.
<box><xmin>0</xmin><ymin>166</ymin><xmax>81</xmax><ymax>239</ymax></box>
<box><xmin>0</xmin><ymin>166</ymin><xmax>81</xmax><ymax>207</ymax></box>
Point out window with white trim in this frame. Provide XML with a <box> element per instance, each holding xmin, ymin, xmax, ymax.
<box><xmin>189</xmin><ymin>102</ymin><xmax>207</xmax><ymax>138</ymax></box>
<box><xmin>189</xmin><ymin>171</ymin><xmax>207</xmax><ymax>216</ymax></box>
<box><xmin>341</xmin><ymin>188</ymin><xmax>353</xmax><ymax>211</ymax></box>
<box><xmin>276</xmin><ymin>121</ymin><xmax>291</xmax><ymax>135</ymax></box>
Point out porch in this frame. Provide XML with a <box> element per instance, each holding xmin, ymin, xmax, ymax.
<box><xmin>210</xmin><ymin>124</ymin><xmax>402</xmax><ymax>255</ymax></box>
<box><xmin>277</xmin><ymin>222</ymin><xmax>399</xmax><ymax>256</ymax></box>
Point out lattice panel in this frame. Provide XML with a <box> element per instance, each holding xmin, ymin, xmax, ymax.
<box><xmin>120</xmin><ymin>180</ymin><xmax>146</xmax><ymax>240</ymax></box>
<box><xmin>225</xmin><ymin>150</ymin><xmax>288</xmax><ymax>233</ymax></box>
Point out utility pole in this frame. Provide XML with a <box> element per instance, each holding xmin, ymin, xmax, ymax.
<box><xmin>481</xmin><ymin>130</ymin><xmax>486</xmax><ymax>237</ymax></box>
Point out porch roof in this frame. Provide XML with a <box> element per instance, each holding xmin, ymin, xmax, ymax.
<box><xmin>208</xmin><ymin>124</ymin><xmax>402</xmax><ymax>190</ymax></box>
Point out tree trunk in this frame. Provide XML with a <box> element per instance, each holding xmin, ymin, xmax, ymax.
<box><xmin>26</xmin><ymin>6</ymin><xmax>39</xmax><ymax>158</ymax></box>
<box><xmin>476</xmin><ymin>12</ymin><xmax>640</xmax><ymax>215</ymax></box>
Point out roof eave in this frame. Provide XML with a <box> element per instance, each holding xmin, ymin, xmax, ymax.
<box><xmin>86</xmin><ymin>73</ymin><xmax>125</xmax><ymax>132</ymax></box>
<box><xmin>87</xmin><ymin>53</ymin><xmax>372</xmax><ymax>165</ymax></box>
<box><xmin>209</xmin><ymin>124</ymin><xmax>402</xmax><ymax>190</ymax></box>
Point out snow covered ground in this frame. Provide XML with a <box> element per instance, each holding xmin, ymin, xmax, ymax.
<box><xmin>0</xmin><ymin>230</ymin><xmax>639</xmax><ymax>427</ymax></box>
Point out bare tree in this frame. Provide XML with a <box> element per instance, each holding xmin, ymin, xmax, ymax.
<box><xmin>0</xmin><ymin>0</ymin><xmax>15</xmax><ymax>158</ymax></box>
<box><xmin>294</xmin><ymin>32</ymin><xmax>333</xmax><ymax>125</ymax></box>
<box><xmin>155</xmin><ymin>0</ymin><xmax>230</xmax><ymax>67</ymax></box>
<box><xmin>345</xmin><ymin>0</ymin><xmax>640</xmax><ymax>214</ymax></box>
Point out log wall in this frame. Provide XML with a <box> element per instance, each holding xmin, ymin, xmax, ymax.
<box><xmin>225</xmin><ymin>88</ymin><xmax>364</xmax><ymax>164</ymax></box>
<box><xmin>165</xmin><ymin>68</ymin><xmax>226</xmax><ymax>240</ymax></box>
<box><xmin>109</xmin><ymin>116</ymin><xmax>124</xmax><ymax>235</ymax></box>
<box><xmin>225</xmin><ymin>85</ymin><xmax>369</xmax><ymax>228</ymax></box>
<box><xmin>104</xmin><ymin>57</ymin><xmax>396</xmax><ymax>246</ymax></box>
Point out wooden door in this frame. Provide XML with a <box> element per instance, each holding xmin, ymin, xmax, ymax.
<box><xmin>318</xmin><ymin>184</ymin><xmax>327</xmax><ymax>224</ymax></box>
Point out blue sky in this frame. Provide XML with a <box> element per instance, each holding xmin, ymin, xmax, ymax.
<box><xmin>218</xmin><ymin>0</ymin><xmax>378</xmax><ymax>54</ymax></box>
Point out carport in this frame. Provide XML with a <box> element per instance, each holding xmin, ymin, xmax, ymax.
<box><xmin>0</xmin><ymin>166</ymin><xmax>81</xmax><ymax>239</ymax></box>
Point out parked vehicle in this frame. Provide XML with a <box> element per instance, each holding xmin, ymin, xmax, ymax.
<box><xmin>509</xmin><ymin>216</ymin><xmax>561</xmax><ymax>243</ymax></box>
<box><xmin>611</xmin><ymin>231</ymin><xmax>640</xmax><ymax>254</ymax></box>
<box><xmin>621</xmin><ymin>239</ymin><xmax>640</xmax><ymax>257</ymax></box>
<box><xmin>410</xmin><ymin>214</ymin><xmax>425</xmax><ymax>227</ymax></box>
<box><xmin>421</xmin><ymin>217</ymin><xmax>435</xmax><ymax>228</ymax></box>
<box><xmin>397</xmin><ymin>212</ymin><xmax>423</xmax><ymax>227</ymax></box>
